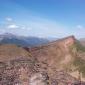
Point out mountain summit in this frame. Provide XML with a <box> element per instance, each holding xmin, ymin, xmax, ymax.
<box><xmin>30</xmin><ymin>35</ymin><xmax>76</xmax><ymax>73</ymax></box>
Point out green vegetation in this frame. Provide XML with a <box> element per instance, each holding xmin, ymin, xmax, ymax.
<box><xmin>74</xmin><ymin>41</ymin><xmax>85</xmax><ymax>52</ymax></box>
<box><xmin>70</xmin><ymin>41</ymin><xmax>85</xmax><ymax>77</ymax></box>
<box><xmin>73</xmin><ymin>56</ymin><xmax>85</xmax><ymax>77</ymax></box>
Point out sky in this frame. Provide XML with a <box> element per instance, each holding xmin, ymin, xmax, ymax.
<box><xmin>0</xmin><ymin>0</ymin><xmax>85</xmax><ymax>38</ymax></box>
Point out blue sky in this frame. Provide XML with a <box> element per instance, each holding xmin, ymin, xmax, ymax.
<box><xmin>0</xmin><ymin>0</ymin><xmax>85</xmax><ymax>38</ymax></box>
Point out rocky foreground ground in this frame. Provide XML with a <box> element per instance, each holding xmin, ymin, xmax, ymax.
<box><xmin>0</xmin><ymin>57</ymin><xmax>85</xmax><ymax>85</ymax></box>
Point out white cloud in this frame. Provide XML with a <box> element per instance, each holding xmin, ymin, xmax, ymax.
<box><xmin>21</xmin><ymin>25</ymin><xmax>32</xmax><ymax>30</ymax></box>
<box><xmin>76</xmin><ymin>25</ymin><xmax>83</xmax><ymax>29</ymax></box>
<box><xmin>5</xmin><ymin>17</ymin><xmax>30</xmax><ymax>30</ymax></box>
<box><xmin>6</xmin><ymin>17</ymin><xmax>13</xmax><ymax>22</ymax></box>
<box><xmin>7</xmin><ymin>24</ymin><xmax>19</xmax><ymax>29</ymax></box>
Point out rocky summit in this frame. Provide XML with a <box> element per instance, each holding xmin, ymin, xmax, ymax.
<box><xmin>0</xmin><ymin>36</ymin><xmax>85</xmax><ymax>85</ymax></box>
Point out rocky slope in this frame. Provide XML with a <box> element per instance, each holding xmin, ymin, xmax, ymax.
<box><xmin>30</xmin><ymin>36</ymin><xmax>75</xmax><ymax>71</ymax></box>
<box><xmin>0</xmin><ymin>36</ymin><xmax>85</xmax><ymax>85</ymax></box>
<box><xmin>30</xmin><ymin>36</ymin><xmax>85</xmax><ymax>82</ymax></box>
<box><xmin>0</xmin><ymin>44</ymin><xmax>32</xmax><ymax>62</ymax></box>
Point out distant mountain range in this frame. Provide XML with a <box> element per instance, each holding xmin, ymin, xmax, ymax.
<box><xmin>0</xmin><ymin>33</ymin><xmax>51</xmax><ymax>47</ymax></box>
<box><xmin>0</xmin><ymin>33</ymin><xmax>84</xmax><ymax>47</ymax></box>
